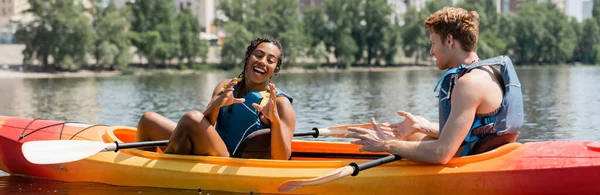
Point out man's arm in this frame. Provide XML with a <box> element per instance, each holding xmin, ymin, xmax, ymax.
<box><xmin>382</xmin><ymin>77</ymin><xmax>482</xmax><ymax>164</ymax></box>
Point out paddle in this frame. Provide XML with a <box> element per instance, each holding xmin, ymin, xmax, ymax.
<box><xmin>22</xmin><ymin>123</ymin><xmax>375</xmax><ymax>165</ymax></box>
<box><xmin>22</xmin><ymin>140</ymin><xmax>168</xmax><ymax>165</ymax></box>
<box><xmin>293</xmin><ymin>123</ymin><xmax>374</xmax><ymax>138</ymax></box>
<box><xmin>278</xmin><ymin>154</ymin><xmax>401</xmax><ymax>192</ymax></box>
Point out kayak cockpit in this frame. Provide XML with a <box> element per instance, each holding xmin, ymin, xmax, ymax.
<box><xmin>102</xmin><ymin>126</ymin><xmax>522</xmax><ymax>168</ymax></box>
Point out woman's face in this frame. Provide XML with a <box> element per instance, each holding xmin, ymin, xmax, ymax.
<box><xmin>244</xmin><ymin>42</ymin><xmax>281</xmax><ymax>84</ymax></box>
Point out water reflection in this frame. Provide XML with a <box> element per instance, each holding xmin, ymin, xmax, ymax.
<box><xmin>0</xmin><ymin>175</ymin><xmax>235</xmax><ymax>195</ymax></box>
<box><xmin>3</xmin><ymin>66</ymin><xmax>600</xmax><ymax>142</ymax></box>
<box><xmin>3</xmin><ymin>66</ymin><xmax>600</xmax><ymax>193</ymax></box>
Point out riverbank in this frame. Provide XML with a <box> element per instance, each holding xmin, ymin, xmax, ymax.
<box><xmin>0</xmin><ymin>65</ymin><xmax>436</xmax><ymax>79</ymax></box>
<box><xmin>0</xmin><ymin>69</ymin><xmax>121</xmax><ymax>78</ymax></box>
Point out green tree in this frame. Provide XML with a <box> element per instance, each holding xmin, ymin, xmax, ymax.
<box><xmin>250</xmin><ymin>0</ymin><xmax>307</xmax><ymax>65</ymax></box>
<box><xmin>323</xmin><ymin>0</ymin><xmax>358</xmax><ymax>67</ymax></box>
<box><xmin>93</xmin><ymin>0</ymin><xmax>132</xmax><ymax>70</ymax></box>
<box><xmin>130</xmin><ymin>0</ymin><xmax>180</xmax><ymax>67</ymax></box>
<box><xmin>570</xmin><ymin>17</ymin><xmax>584</xmax><ymax>62</ymax></box>
<box><xmin>363</xmin><ymin>0</ymin><xmax>394</xmax><ymax>65</ymax></box>
<box><xmin>177</xmin><ymin>8</ymin><xmax>209</xmax><ymax>68</ymax></box>
<box><xmin>401</xmin><ymin>1</ymin><xmax>445</xmax><ymax>65</ymax></box>
<box><xmin>456</xmin><ymin>0</ymin><xmax>507</xmax><ymax>59</ymax></box>
<box><xmin>217</xmin><ymin>0</ymin><xmax>307</xmax><ymax>67</ymax></box>
<box><xmin>593</xmin><ymin>0</ymin><xmax>600</xmax><ymax>25</ymax></box>
<box><xmin>345</xmin><ymin>1</ymin><xmax>365</xmax><ymax>64</ymax></box>
<box><xmin>220</xmin><ymin>22</ymin><xmax>253</xmax><ymax>69</ymax></box>
<box><xmin>302</xmin><ymin>6</ymin><xmax>330</xmax><ymax>64</ymax></box>
<box><xmin>510</xmin><ymin>3</ymin><xmax>575</xmax><ymax>64</ymax></box>
<box><xmin>579</xmin><ymin>18</ymin><xmax>600</xmax><ymax>64</ymax></box>
<box><xmin>17</xmin><ymin>0</ymin><xmax>95</xmax><ymax>71</ymax></box>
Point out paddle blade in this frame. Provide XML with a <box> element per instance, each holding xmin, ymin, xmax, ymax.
<box><xmin>278</xmin><ymin>166</ymin><xmax>354</xmax><ymax>192</ymax></box>
<box><xmin>22</xmin><ymin>140</ymin><xmax>110</xmax><ymax>164</ymax></box>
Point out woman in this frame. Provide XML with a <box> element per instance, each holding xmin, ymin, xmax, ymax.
<box><xmin>135</xmin><ymin>37</ymin><xmax>296</xmax><ymax>160</ymax></box>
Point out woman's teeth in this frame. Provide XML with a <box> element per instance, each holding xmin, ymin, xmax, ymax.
<box><xmin>253</xmin><ymin>67</ymin><xmax>266</xmax><ymax>75</ymax></box>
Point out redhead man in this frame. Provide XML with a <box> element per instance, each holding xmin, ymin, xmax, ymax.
<box><xmin>347</xmin><ymin>7</ymin><xmax>523</xmax><ymax>164</ymax></box>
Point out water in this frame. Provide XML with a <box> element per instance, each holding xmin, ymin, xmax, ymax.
<box><xmin>1</xmin><ymin>65</ymin><xmax>600</xmax><ymax>194</ymax></box>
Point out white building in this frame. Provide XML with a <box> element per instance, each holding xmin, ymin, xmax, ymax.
<box><xmin>565</xmin><ymin>0</ymin><xmax>594</xmax><ymax>22</ymax></box>
<box><xmin>0</xmin><ymin>0</ymin><xmax>30</xmax><ymax>26</ymax></box>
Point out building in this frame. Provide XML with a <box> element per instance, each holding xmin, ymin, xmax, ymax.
<box><xmin>565</xmin><ymin>0</ymin><xmax>594</xmax><ymax>22</ymax></box>
<box><xmin>0</xmin><ymin>0</ymin><xmax>32</xmax><ymax>43</ymax></box>
<box><xmin>0</xmin><ymin>0</ymin><xmax>29</xmax><ymax>26</ymax></box>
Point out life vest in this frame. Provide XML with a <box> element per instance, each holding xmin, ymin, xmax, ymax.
<box><xmin>215</xmin><ymin>87</ymin><xmax>293</xmax><ymax>156</ymax></box>
<box><xmin>434</xmin><ymin>55</ymin><xmax>524</xmax><ymax>156</ymax></box>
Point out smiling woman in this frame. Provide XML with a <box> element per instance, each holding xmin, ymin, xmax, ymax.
<box><xmin>135</xmin><ymin>37</ymin><xmax>297</xmax><ymax>160</ymax></box>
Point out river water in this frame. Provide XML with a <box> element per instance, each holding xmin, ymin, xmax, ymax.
<box><xmin>1</xmin><ymin>65</ymin><xmax>600</xmax><ymax>194</ymax></box>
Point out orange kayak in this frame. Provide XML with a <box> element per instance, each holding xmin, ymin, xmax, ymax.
<box><xmin>1</xmin><ymin>115</ymin><xmax>600</xmax><ymax>194</ymax></box>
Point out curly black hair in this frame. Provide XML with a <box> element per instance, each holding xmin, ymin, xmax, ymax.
<box><xmin>235</xmin><ymin>37</ymin><xmax>283</xmax><ymax>98</ymax></box>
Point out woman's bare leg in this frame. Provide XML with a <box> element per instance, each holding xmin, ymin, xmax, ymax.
<box><xmin>164</xmin><ymin>110</ymin><xmax>230</xmax><ymax>157</ymax></box>
<box><xmin>136</xmin><ymin>112</ymin><xmax>177</xmax><ymax>151</ymax></box>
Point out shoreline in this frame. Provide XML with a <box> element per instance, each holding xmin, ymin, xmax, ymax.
<box><xmin>0</xmin><ymin>65</ymin><xmax>437</xmax><ymax>79</ymax></box>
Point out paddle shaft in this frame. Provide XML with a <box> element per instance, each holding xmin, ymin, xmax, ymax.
<box><xmin>110</xmin><ymin>130</ymin><xmax>321</xmax><ymax>152</ymax></box>
<box><xmin>292</xmin><ymin>127</ymin><xmax>321</xmax><ymax>138</ymax></box>
<box><xmin>113</xmin><ymin>140</ymin><xmax>169</xmax><ymax>152</ymax></box>
<box><xmin>349</xmin><ymin>155</ymin><xmax>401</xmax><ymax>176</ymax></box>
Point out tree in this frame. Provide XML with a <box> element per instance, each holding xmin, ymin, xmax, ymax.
<box><xmin>363</xmin><ymin>0</ymin><xmax>394</xmax><ymax>65</ymax></box>
<box><xmin>579</xmin><ymin>18</ymin><xmax>600</xmax><ymax>64</ymax></box>
<box><xmin>323</xmin><ymin>0</ymin><xmax>358</xmax><ymax>67</ymax></box>
<box><xmin>177</xmin><ymin>8</ymin><xmax>209</xmax><ymax>68</ymax></box>
<box><xmin>220</xmin><ymin>22</ymin><xmax>253</xmax><ymax>69</ymax></box>
<box><xmin>593</xmin><ymin>0</ymin><xmax>600</xmax><ymax>25</ymax></box>
<box><xmin>17</xmin><ymin>0</ymin><xmax>95</xmax><ymax>71</ymax></box>
<box><xmin>130</xmin><ymin>0</ymin><xmax>179</xmax><ymax>67</ymax></box>
<box><xmin>93</xmin><ymin>0</ymin><xmax>132</xmax><ymax>70</ymax></box>
<box><xmin>570</xmin><ymin>17</ymin><xmax>584</xmax><ymax>63</ymax></box>
<box><xmin>509</xmin><ymin>2</ymin><xmax>575</xmax><ymax>64</ymax></box>
<box><xmin>302</xmin><ymin>6</ymin><xmax>329</xmax><ymax>64</ymax></box>
<box><xmin>217</xmin><ymin>0</ymin><xmax>307</xmax><ymax>67</ymax></box>
<box><xmin>401</xmin><ymin>1</ymin><xmax>446</xmax><ymax>65</ymax></box>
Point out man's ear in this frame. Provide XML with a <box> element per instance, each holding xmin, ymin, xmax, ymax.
<box><xmin>446</xmin><ymin>34</ymin><xmax>454</xmax><ymax>47</ymax></box>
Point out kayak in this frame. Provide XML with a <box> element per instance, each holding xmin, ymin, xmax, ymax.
<box><xmin>1</xmin><ymin>115</ymin><xmax>600</xmax><ymax>194</ymax></box>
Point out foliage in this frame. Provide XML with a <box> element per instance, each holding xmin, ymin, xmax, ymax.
<box><xmin>130</xmin><ymin>0</ymin><xmax>180</xmax><ymax>67</ymax></box>
<box><xmin>218</xmin><ymin>0</ymin><xmax>307</xmax><ymax>67</ymax></box>
<box><xmin>93</xmin><ymin>0</ymin><xmax>132</xmax><ymax>70</ymax></box>
<box><xmin>15</xmin><ymin>0</ymin><xmax>600</xmax><ymax>72</ymax></box>
<box><xmin>401</xmin><ymin>1</ymin><xmax>446</xmax><ymax>65</ymax></box>
<box><xmin>17</xmin><ymin>0</ymin><xmax>96</xmax><ymax>71</ymax></box>
<box><xmin>177</xmin><ymin>8</ymin><xmax>209</xmax><ymax>68</ymax></box>
<box><xmin>578</xmin><ymin>19</ymin><xmax>600</xmax><ymax>64</ymax></box>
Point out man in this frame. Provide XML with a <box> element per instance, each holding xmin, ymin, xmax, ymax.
<box><xmin>346</xmin><ymin>7</ymin><xmax>523</xmax><ymax>165</ymax></box>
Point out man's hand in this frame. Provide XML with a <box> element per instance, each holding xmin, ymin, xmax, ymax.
<box><xmin>346</xmin><ymin>118</ymin><xmax>390</xmax><ymax>152</ymax></box>
<box><xmin>380</xmin><ymin>111</ymin><xmax>429</xmax><ymax>139</ymax></box>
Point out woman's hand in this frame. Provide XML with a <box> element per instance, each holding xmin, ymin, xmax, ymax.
<box><xmin>346</xmin><ymin>118</ymin><xmax>390</xmax><ymax>152</ymax></box>
<box><xmin>252</xmin><ymin>83</ymin><xmax>279</xmax><ymax>124</ymax></box>
<box><xmin>380</xmin><ymin>111</ymin><xmax>429</xmax><ymax>139</ymax></box>
<box><xmin>217</xmin><ymin>77</ymin><xmax>245</xmax><ymax>107</ymax></box>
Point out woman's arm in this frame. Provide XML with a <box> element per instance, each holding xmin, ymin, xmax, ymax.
<box><xmin>269</xmin><ymin>96</ymin><xmax>296</xmax><ymax>160</ymax></box>
<box><xmin>251</xmin><ymin>83</ymin><xmax>296</xmax><ymax>160</ymax></box>
<box><xmin>204</xmin><ymin>79</ymin><xmax>243</xmax><ymax>125</ymax></box>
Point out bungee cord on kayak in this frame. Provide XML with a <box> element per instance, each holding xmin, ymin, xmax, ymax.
<box><xmin>16</xmin><ymin>118</ymin><xmax>107</xmax><ymax>141</ymax></box>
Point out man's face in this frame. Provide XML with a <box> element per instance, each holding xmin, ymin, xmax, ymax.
<box><xmin>429</xmin><ymin>32</ymin><xmax>453</xmax><ymax>70</ymax></box>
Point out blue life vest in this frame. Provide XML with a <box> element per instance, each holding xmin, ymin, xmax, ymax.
<box><xmin>215</xmin><ymin>87</ymin><xmax>293</xmax><ymax>156</ymax></box>
<box><xmin>433</xmin><ymin>55</ymin><xmax>524</xmax><ymax>156</ymax></box>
